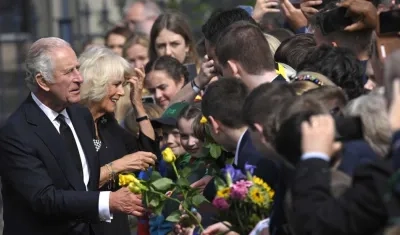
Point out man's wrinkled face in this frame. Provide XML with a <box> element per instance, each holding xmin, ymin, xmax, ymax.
<box><xmin>46</xmin><ymin>46</ymin><xmax>83</xmax><ymax>106</ymax></box>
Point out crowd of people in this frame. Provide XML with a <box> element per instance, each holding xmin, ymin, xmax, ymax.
<box><xmin>1</xmin><ymin>0</ymin><xmax>400</xmax><ymax>234</ymax></box>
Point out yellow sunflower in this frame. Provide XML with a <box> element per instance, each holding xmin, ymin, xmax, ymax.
<box><xmin>248</xmin><ymin>186</ymin><xmax>266</xmax><ymax>206</ymax></box>
<box><xmin>216</xmin><ymin>187</ymin><xmax>231</xmax><ymax>199</ymax></box>
<box><xmin>252</xmin><ymin>176</ymin><xmax>275</xmax><ymax>200</ymax></box>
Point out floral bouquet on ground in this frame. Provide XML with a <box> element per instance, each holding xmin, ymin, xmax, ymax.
<box><xmin>118</xmin><ymin>147</ymin><xmax>209</xmax><ymax>232</ymax></box>
<box><xmin>212</xmin><ymin>164</ymin><xmax>275</xmax><ymax>234</ymax></box>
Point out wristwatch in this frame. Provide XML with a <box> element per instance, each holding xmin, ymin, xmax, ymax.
<box><xmin>136</xmin><ymin>115</ymin><xmax>149</xmax><ymax>122</ymax></box>
<box><xmin>191</xmin><ymin>79</ymin><xmax>201</xmax><ymax>93</ymax></box>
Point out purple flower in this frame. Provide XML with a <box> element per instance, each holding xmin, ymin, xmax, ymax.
<box><xmin>231</xmin><ymin>180</ymin><xmax>252</xmax><ymax>200</ymax></box>
<box><xmin>245</xmin><ymin>162</ymin><xmax>256</xmax><ymax>175</ymax></box>
<box><xmin>212</xmin><ymin>197</ymin><xmax>230</xmax><ymax>210</ymax></box>
<box><xmin>221</xmin><ymin>164</ymin><xmax>246</xmax><ymax>184</ymax></box>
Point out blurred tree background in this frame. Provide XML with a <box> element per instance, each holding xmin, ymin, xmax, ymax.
<box><xmin>117</xmin><ymin>0</ymin><xmax>257</xmax><ymax>38</ymax></box>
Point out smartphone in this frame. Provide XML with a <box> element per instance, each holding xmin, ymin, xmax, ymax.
<box><xmin>317</xmin><ymin>7</ymin><xmax>353</xmax><ymax>35</ymax></box>
<box><xmin>184</xmin><ymin>63</ymin><xmax>197</xmax><ymax>81</ymax></box>
<box><xmin>334</xmin><ymin>116</ymin><xmax>364</xmax><ymax>141</ymax></box>
<box><xmin>291</xmin><ymin>0</ymin><xmax>301</xmax><ymax>8</ymax></box>
<box><xmin>378</xmin><ymin>9</ymin><xmax>400</xmax><ymax>35</ymax></box>
<box><xmin>142</xmin><ymin>96</ymin><xmax>155</xmax><ymax>104</ymax></box>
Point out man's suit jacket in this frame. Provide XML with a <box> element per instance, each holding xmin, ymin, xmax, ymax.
<box><xmin>236</xmin><ymin>130</ymin><xmax>280</xmax><ymax>190</ymax></box>
<box><xmin>203</xmin><ymin>130</ymin><xmax>279</xmax><ymax>201</ymax></box>
<box><xmin>291</xmin><ymin>158</ymin><xmax>392</xmax><ymax>235</ymax></box>
<box><xmin>0</xmin><ymin>95</ymin><xmax>101</xmax><ymax>235</ymax></box>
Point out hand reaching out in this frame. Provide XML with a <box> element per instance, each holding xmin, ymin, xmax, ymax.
<box><xmin>300</xmin><ymin>0</ymin><xmax>322</xmax><ymax>19</ymax></box>
<box><xmin>190</xmin><ymin>175</ymin><xmax>213</xmax><ymax>194</ymax></box>
<box><xmin>337</xmin><ymin>0</ymin><xmax>377</xmax><ymax>31</ymax></box>
<box><xmin>201</xmin><ymin>222</ymin><xmax>239</xmax><ymax>235</ymax></box>
<box><xmin>116</xmin><ymin>151</ymin><xmax>157</xmax><ymax>172</ymax></box>
<box><xmin>109</xmin><ymin>187</ymin><xmax>145</xmax><ymax>216</ymax></box>
<box><xmin>281</xmin><ymin>0</ymin><xmax>308</xmax><ymax>30</ymax></box>
<box><xmin>253</xmin><ymin>0</ymin><xmax>281</xmax><ymax>22</ymax></box>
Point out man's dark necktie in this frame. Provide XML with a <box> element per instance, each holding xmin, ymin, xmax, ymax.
<box><xmin>57</xmin><ymin>114</ymin><xmax>83</xmax><ymax>176</ymax></box>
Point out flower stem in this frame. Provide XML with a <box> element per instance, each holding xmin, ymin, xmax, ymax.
<box><xmin>149</xmin><ymin>190</ymin><xmax>204</xmax><ymax>232</ymax></box>
<box><xmin>172</xmin><ymin>162</ymin><xmax>180</xmax><ymax>179</ymax></box>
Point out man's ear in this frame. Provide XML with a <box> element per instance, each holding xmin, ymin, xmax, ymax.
<box><xmin>227</xmin><ymin>60</ymin><xmax>240</xmax><ymax>77</ymax></box>
<box><xmin>208</xmin><ymin>116</ymin><xmax>221</xmax><ymax>134</ymax></box>
<box><xmin>254</xmin><ymin>123</ymin><xmax>269</xmax><ymax>146</ymax></box>
<box><xmin>35</xmin><ymin>73</ymin><xmax>50</xmax><ymax>91</ymax></box>
<box><xmin>331</xmin><ymin>41</ymin><xmax>338</xmax><ymax>47</ymax></box>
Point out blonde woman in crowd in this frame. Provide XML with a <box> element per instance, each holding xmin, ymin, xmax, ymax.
<box><xmin>79</xmin><ymin>46</ymin><xmax>158</xmax><ymax>235</ymax></box>
<box><xmin>115</xmin><ymin>33</ymin><xmax>151</xmax><ymax>122</ymax></box>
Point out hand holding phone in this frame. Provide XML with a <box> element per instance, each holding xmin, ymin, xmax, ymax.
<box><xmin>300</xmin><ymin>0</ymin><xmax>323</xmax><ymax>19</ymax></box>
<box><xmin>281</xmin><ymin>0</ymin><xmax>308</xmax><ymax>30</ymax></box>
<box><xmin>252</xmin><ymin>0</ymin><xmax>281</xmax><ymax>22</ymax></box>
<box><xmin>336</xmin><ymin>0</ymin><xmax>377</xmax><ymax>32</ymax></box>
<box><xmin>317</xmin><ymin>7</ymin><xmax>353</xmax><ymax>35</ymax></box>
<box><xmin>375</xmin><ymin>8</ymin><xmax>400</xmax><ymax>61</ymax></box>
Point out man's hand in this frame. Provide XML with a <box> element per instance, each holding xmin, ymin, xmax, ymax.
<box><xmin>201</xmin><ymin>222</ymin><xmax>238</xmax><ymax>235</ymax></box>
<box><xmin>301</xmin><ymin>115</ymin><xmax>342</xmax><ymax>157</ymax></box>
<box><xmin>337</xmin><ymin>0</ymin><xmax>377</xmax><ymax>31</ymax></box>
<box><xmin>389</xmin><ymin>79</ymin><xmax>400</xmax><ymax>132</ymax></box>
<box><xmin>109</xmin><ymin>187</ymin><xmax>145</xmax><ymax>216</ymax></box>
<box><xmin>281</xmin><ymin>0</ymin><xmax>308</xmax><ymax>30</ymax></box>
<box><xmin>253</xmin><ymin>0</ymin><xmax>281</xmax><ymax>22</ymax></box>
<box><xmin>300</xmin><ymin>0</ymin><xmax>322</xmax><ymax>19</ymax></box>
<box><xmin>190</xmin><ymin>175</ymin><xmax>213</xmax><ymax>194</ymax></box>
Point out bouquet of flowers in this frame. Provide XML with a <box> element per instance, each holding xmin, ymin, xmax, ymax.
<box><xmin>212</xmin><ymin>164</ymin><xmax>275</xmax><ymax>234</ymax></box>
<box><xmin>119</xmin><ymin>147</ymin><xmax>209</xmax><ymax>232</ymax></box>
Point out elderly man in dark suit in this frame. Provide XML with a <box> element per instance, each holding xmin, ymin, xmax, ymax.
<box><xmin>0</xmin><ymin>37</ymin><xmax>151</xmax><ymax>235</ymax></box>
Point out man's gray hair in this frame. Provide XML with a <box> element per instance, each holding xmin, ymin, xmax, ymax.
<box><xmin>25</xmin><ymin>37</ymin><xmax>70</xmax><ymax>92</ymax></box>
<box><xmin>384</xmin><ymin>50</ymin><xmax>400</xmax><ymax>104</ymax></box>
<box><xmin>123</xmin><ymin>0</ymin><xmax>161</xmax><ymax>18</ymax></box>
<box><xmin>344</xmin><ymin>93</ymin><xmax>391</xmax><ymax>157</ymax></box>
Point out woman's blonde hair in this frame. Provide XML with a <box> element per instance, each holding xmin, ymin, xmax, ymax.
<box><xmin>344</xmin><ymin>93</ymin><xmax>391</xmax><ymax>157</ymax></box>
<box><xmin>264</xmin><ymin>33</ymin><xmax>281</xmax><ymax>56</ymax></box>
<box><xmin>122</xmin><ymin>33</ymin><xmax>150</xmax><ymax>58</ymax></box>
<box><xmin>79</xmin><ymin>46</ymin><xmax>134</xmax><ymax>105</ymax></box>
<box><xmin>290</xmin><ymin>71</ymin><xmax>336</xmax><ymax>95</ymax></box>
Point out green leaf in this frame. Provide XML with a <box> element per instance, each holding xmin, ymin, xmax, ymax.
<box><xmin>165</xmin><ymin>210</ymin><xmax>182</xmax><ymax>222</ymax></box>
<box><xmin>176</xmin><ymin>177</ymin><xmax>190</xmax><ymax>187</ymax></box>
<box><xmin>205</xmin><ymin>143</ymin><xmax>213</xmax><ymax>149</ymax></box>
<box><xmin>152</xmin><ymin>203</ymin><xmax>164</xmax><ymax>216</ymax></box>
<box><xmin>149</xmin><ymin>196</ymin><xmax>160</xmax><ymax>208</ymax></box>
<box><xmin>210</xmin><ymin>144</ymin><xmax>222</xmax><ymax>159</ymax></box>
<box><xmin>214</xmin><ymin>176</ymin><xmax>227</xmax><ymax>190</ymax></box>
<box><xmin>150</xmin><ymin>171</ymin><xmax>162</xmax><ymax>181</ymax></box>
<box><xmin>187</xmin><ymin>187</ymin><xmax>201</xmax><ymax>198</ymax></box>
<box><xmin>151</xmin><ymin>178</ymin><xmax>175</xmax><ymax>192</ymax></box>
<box><xmin>180</xmin><ymin>167</ymin><xmax>192</xmax><ymax>178</ymax></box>
<box><xmin>182</xmin><ymin>200</ymin><xmax>189</xmax><ymax>211</ymax></box>
<box><xmin>192</xmin><ymin>194</ymin><xmax>208</xmax><ymax>207</ymax></box>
